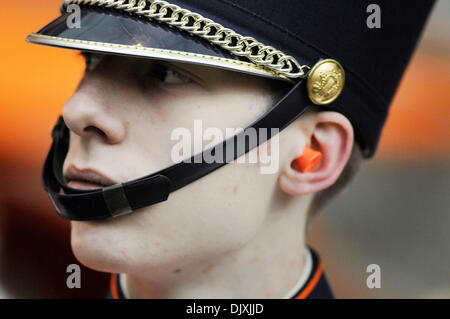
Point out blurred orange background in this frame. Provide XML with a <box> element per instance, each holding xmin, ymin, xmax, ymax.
<box><xmin>0</xmin><ymin>1</ymin><xmax>449</xmax><ymax>298</ymax></box>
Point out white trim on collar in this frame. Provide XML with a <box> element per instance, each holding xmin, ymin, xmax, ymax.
<box><xmin>118</xmin><ymin>273</ymin><xmax>129</xmax><ymax>299</ymax></box>
<box><xmin>283</xmin><ymin>246</ymin><xmax>313</xmax><ymax>299</ymax></box>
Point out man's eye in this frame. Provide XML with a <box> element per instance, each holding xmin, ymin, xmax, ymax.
<box><xmin>163</xmin><ymin>68</ymin><xmax>192</xmax><ymax>84</ymax></box>
<box><xmin>149</xmin><ymin>63</ymin><xmax>193</xmax><ymax>85</ymax></box>
<box><xmin>81</xmin><ymin>52</ymin><xmax>103</xmax><ymax>71</ymax></box>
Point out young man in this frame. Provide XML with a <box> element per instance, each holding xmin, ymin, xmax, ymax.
<box><xmin>27</xmin><ymin>0</ymin><xmax>434</xmax><ymax>298</ymax></box>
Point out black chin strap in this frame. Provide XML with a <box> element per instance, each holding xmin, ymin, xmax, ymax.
<box><xmin>43</xmin><ymin>78</ymin><xmax>312</xmax><ymax>220</ymax></box>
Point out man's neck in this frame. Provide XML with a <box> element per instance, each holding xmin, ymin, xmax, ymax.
<box><xmin>122</xmin><ymin>211</ymin><xmax>308</xmax><ymax>299</ymax></box>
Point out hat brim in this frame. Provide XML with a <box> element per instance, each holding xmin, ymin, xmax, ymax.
<box><xmin>27</xmin><ymin>7</ymin><xmax>287</xmax><ymax>81</ymax></box>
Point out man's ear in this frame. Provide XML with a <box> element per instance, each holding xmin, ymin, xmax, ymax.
<box><xmin>279</xmin><ymin>111</ymin><xmax>354</xmax><ymax>196</ymax></box>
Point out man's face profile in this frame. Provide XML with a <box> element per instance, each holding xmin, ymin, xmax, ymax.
<box><xmin>64</xmin><ymin>53</ymin><xmax>291</xmax><ymax>288</ymax></box>
<box><xmin>58</xmin><ymin>45</ymin><xmax>360</xmax><ymax>298</ymax></box>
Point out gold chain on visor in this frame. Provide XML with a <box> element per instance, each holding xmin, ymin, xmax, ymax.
<box><xmin>61</xmin><ymin>0</ymin><xmax>310</xmax><ymax>79</ymax></box>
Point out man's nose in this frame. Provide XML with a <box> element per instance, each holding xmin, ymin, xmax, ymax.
<box><xmin>62</xmin><ymin>86</ymin><xmax>127</xmax><ymax>145</ymax></box>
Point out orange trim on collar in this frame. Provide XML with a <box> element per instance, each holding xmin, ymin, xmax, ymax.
<box><xmin>110</xmin><ymin>274</ymin><xmax>120</xmax><ymax>300</ymax></box>
<box><xmin>295</xmin><ymin>260</ymin><xmax>323</xmax><ymax>299</ymax></box>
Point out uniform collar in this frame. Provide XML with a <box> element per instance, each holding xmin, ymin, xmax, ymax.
<box><xmin>290</xmin><ymin>246</ymin><xmax>335</xmax><ymax>299</ymax></box>
<box><xmin>109</xmin><ymin>246</ymin><xmax>334</xmax><ymax>299</ymax></box>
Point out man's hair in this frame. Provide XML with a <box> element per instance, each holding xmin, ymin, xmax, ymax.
<box><xmin>266</xmin><ymin>79</ymin><xmax>363</xmax><ymax>227</ymax></box>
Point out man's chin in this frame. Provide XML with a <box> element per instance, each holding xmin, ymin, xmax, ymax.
<box><xmin>70</xmin><ymin>223</ymin><xmax>123</xmax><ymax>274</ymax></box>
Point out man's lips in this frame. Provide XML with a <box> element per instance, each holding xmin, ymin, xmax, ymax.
<box><xmin>66</xmin><ymin>180</ymin><xmax>107</xmax><ymax>190</ymax></box>
<box><xmin>64</xmin><ymin>165</ymin><xmax>117</xmax><ymax>190</ymax></box>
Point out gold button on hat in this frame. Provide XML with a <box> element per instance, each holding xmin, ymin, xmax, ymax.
<box><xmin>307</xmin><ymin>59</ymin><xmax>345</xmax><ymax>105</ymax></box>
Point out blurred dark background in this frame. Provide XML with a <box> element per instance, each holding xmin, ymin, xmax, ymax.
<box><xmin>0</xmin><ymin>0</ymin><xmax>449</xmax><ymax>298</ymax></box>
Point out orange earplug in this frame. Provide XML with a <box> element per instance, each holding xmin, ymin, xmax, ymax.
<box><xmin>296</xmin><ymin>145</ymin><xmax>322</xmax><ymax>173</ymax></box>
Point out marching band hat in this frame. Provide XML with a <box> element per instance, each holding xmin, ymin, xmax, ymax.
<box><xmin>28</xmin><ymin>0</ymin><xmax>435</xmax><ymax>157</ymax></box>
<box><xmin>27</xmin><ymin>0</ymin><xmax>435</xmax><ymax>220</ymax></box>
